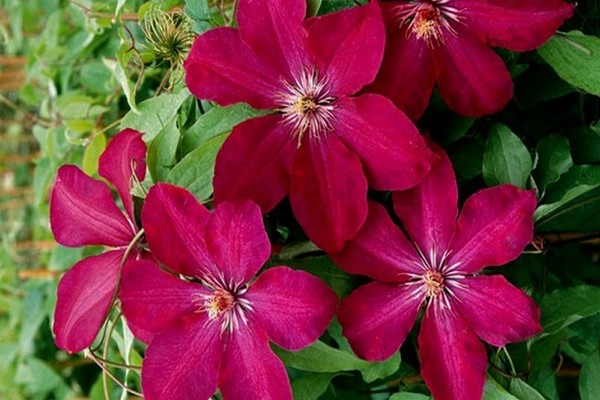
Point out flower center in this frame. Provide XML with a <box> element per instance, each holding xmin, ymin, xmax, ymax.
<box><xmin>277</xmin><ymin>68</ymin><xmax>336</xmax><ymax>146</ymax></box>
<box><xmin>394</xmin><ymin>0</ymin><xmax>462</xmax><ymax>47</ymax></box>
<box><xmin>203</xmin><ymin>288</ymin><xmax>235</xmax><ymax>320</ymax></box>
<box><xmin>422</xmin><ymin>270</ymin><xmax>445</xmax><ymax>297</ymax></box>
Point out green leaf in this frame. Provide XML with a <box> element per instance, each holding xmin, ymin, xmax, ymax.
<box><xmin>483</xmin><ymin>376</ymin><xmax>518</xmax><ymax>400</ymax></box>
<box><xmin>535</xmin><ymin>165</ymin><xmax>600</xmax><ymax>224</ymax></box>
<box><xmin>283</xmin><ymin>256</ymin><xmax>362</xmax><ymax>298</ymax></box>
<box><xmin>540</xmin><ymin>285</ymin><xmax>600</xmax><ymax>335</ymax></box>
<box><xmin>15</xmin><ymin>358</ymin><xmax>63</xmax><ymax>396</ymax></box>
<box><xmin>538</xmin><ymin>31</ymin><xmax>600</xmax><ymax>97</ymax></box>
<box><xmin>508</xmin><ymin>379</ymin><xmax>545</xmax><ymax>400</ymax></box>
<box><xmin>181</xmin><ymin>103</ymin><xmax>264</xmax><ymax>156</ymax></box>
<box><xmin>275</xmin><ymin>340</ymin><xmax>399</xmax><ymax>379</ymax></box>
<box><xmin>82</xmin><ymin>133</ymin><xmax>107</xmax><ymax>176</ymax></box>
<box><xmin>120</xmin><ymin>88</ymin><xmax>190</xmax><ymax>141</ymax></box>
<box><xmin>533</xmin><ymin>135</ymin><xmax>573</xmax><ymax>193</ymax></box>
<box><xmin>185</xmin><ymin>0</ymin><xmax>211</xmax><ymax>33</ymax></box>
<box><xmin>361</xmin><ymin>352</ymin><xmax>401</xmax><ymax>383</ymax></box>
<box><xmin>103</xmin><ymin>54</ymin><xmax>138</xmax><ymax>113</ymax></box>
<box><xmin>291</xmin><ymin>372</ymin><xmax>336</xmax><ymax>400</ymax></box>
<box><xmin>147</xmin><ymin>119</ymin><xmax>180</xmax><ymax>182</ymax></box>
<box><xmin>307</xmin><ymin>0</ymin><xmax>323</xmax><ymax>16</ymax></box>
<box><xmin>275</xmin><ymin>341</ymin><xmax>370</xmax><ymax>373</ymax></box>
<box><xmin>579</xmin><ymin>347</ymin><xmax>600</xmax><ymax>400</ymax></box>
<box><xmin>166</xmin><ymin>133</ymin><xmax>227</xmax><ymax>202</ymax></box>
<box><xmin>390</xmin><ymin>393</ymin><xmax>430</xmax><ymax>400</ymax></box>
<box><xmin>482</xmin><ymin>124</ymin><xmax>532</xmax><ymax>188</ymax></box>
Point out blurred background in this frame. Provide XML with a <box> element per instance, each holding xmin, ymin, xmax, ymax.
<box><xmin>0</xmin><ymin>1</ymin><xmax>215</xmax><ymax>398</ymax></box>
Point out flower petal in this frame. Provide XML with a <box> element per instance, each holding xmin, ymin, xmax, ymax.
<box><xmin>455</xmin><ymin>0</ymin><xmax>575</xmax><ymax>51</ymax></box>
<box><xmin>141</xmin><ymin>314</ymin><xmax>222</xmax><ymax>400</ymax></box>
<box><xmin>418</xmin><ymin>309</ymin><xmax>488</xmax><ymax>400</ymax></box>
<box><xmin>290</xmin><ymin>134</ymin><xmax>368</xmax><ymax>253</ymax></box>
<box><xmin>245</xmin><ymin>267</ymin><xmax>337</xmax><ymax>350</ymax></box>
<box><xmin>392</xmin><ymin>142</ymin><xmax>458</xmax><ymax>262</ymax></box>
<box><xmin>205</xmin><ymin>201</ymin><xmax>271</xmax><ymax>285</ymax></box>
<box><xmin>213</xmin><ymin>115</ymin><xmax>296</xmax><ymax>213</ymax></box>
<box><xmin>367</xmin><ymin>5</ymin><xmax>436</xmax><ymax>120</ymax></box>
<box><xmin>304</xmin><ymin>1</ymin><xmax>384</xmax><ymax>96</ymax></box>
<box><xmin>219</xmin><ymin>320</ymin><xmax>292</xmax><ymax>400</ymax></box>
<box><xmin>454</xmin><ymin>275</ymin><xmax>542</xmax><ymax>347</ymax></box>
<box><xmin>237</xmin><ymin>0</ymin><xmax>307</xmax><ymax>78</ymax></box>
<box><xmin>447</xmin><ymin>185</ymin><xmax>537</xmax><ymax>274</ymax></box>
<box><xmin>53</xmin><ymin>250</ymin><xmax>124</xmax><ymax>353</ymax></box>
<box><xmin>98</xmin><ymin>128</ymin><xmax>146</xmax><ymax>221</ymax></box>
<box><xmin>120</xmin><ymin>260</ymin><xmax>206</xmax><ymax>344</ymax></box>
<box><xmin>338</xmin><ymin>281</ymin><xmax>423</xmax><ymax>361</ymax></box>
<box><xmin>331</xmin><ymin>201</ymin><xmax>424</xmax><ymax>282</ymax></box>
<box><xmin>185</xmin><ymin>27</ymin><xmax>283</xmax><ymax>109</ymax></box>
<box><xmin>50</xmin><ymin>165</ymin><xmax>133</xmax><ymax>247</ymax></box>
<box><xmin>334</xmin><ymin>94</ymin><xmax>432</xmax><ymax>190</ymax></box>
<box><xmin>434</xmin><ymin>26</ymin><xmax>513</xmax><ymax>117</ymax></box>
<box><xmin>141</xmin><ymin>183</ymin><xmax>217</xmax><ymax>278</ymax></box>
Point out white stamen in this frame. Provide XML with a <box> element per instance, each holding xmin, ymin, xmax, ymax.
<box><xmin>276</xmin><ymin>67</ymin><xmax>336</xmax><ymax>146</ymax></box>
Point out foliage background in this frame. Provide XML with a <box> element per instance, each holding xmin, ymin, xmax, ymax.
<box><xmin>1</xmin><ymin>0</ymin><xmax>600</xmax><ymax>399</ymax></box>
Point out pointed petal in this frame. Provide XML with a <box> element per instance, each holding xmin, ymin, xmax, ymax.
<box><xmin>98</xmin><ymin>128</ymin><xmax>146</xmax><ymax>220</ymax></box>
<box><xmin>304</xmin><ymin>1</ymin><xmax>384</xmax><ymax>96</ymax></box>
<box><xmin>434</xmin><ymin>27</ymin><xmax>513</xmax><ymax>117</ymax></box>
<box><xmin>454</xmin><ymin>275</ymin><xmax>542</xmax><ymax>347</ymax></box>
<box><xmin>338</xmin><ymin>281</ymin><xmax>423</xmax><ymax>361</ymax></box>
<box><xmin>219</xmin><ymin>321</ymin><xmax>292</xmax><ymax>400</ymax></box>
<box><xmin>141</xmin><ymin>183</ymin><xmax>217</xmax><ymax>278</ymax></box>
<box><xmin>455</xmin><ymin>0</ymin><xmax>575</xmax><ymax>51</ymax></box>
<box><xmin>185</xmin><ymin>27</ymin><xmax>283</xmax><ymax>109</ymax></box>
<box><xmin>53</xmin><ymin>250</ymin><xmax>124</xmax><ymax>353</ymax></box>
<box><xmin>367</xmin><ymin>5</ymin><xmax>436</xmax><ymax>120</ymax></box>
<box><xmin>331</xmin><ymin>202</ymin><xmax>424</xmax><ymax>282</ymax></box>
<box><xmin>141</xmin><ymin>314</ymin><xmax>222</xmax><ymax>400</ymax></box>
<box><xmin>418</xmin><ymin>309</ymin><xmax>488</xmax><ymax>400</ymax></box>
<box><xmin>392</xmin><ymin>142</ymin><xmax>458</xmax><ymax>262</ymax></box>
<box><xmin>290</xmin><ymin>135</ymin><xmax>368</xmax><ymax>252</ymax></box>
<box><xmin>213</xmin><ymin>115</ymin><xmax>296</xmax><ymax>213</ymax></box>
<box><xmin>237</xmin><ymin>0</ymin><xmax>308</xmax><ymax>81</ymax></box>
<box><xmin>205</xmin><ymin>201</ymin><xmax>270</xmax><ymax>285</ymax></box>
<box><xmin>50</xmin><ymin>165</ymin><xmax>133</xmax><ymax>247</ymax></box>
<box><xmin>120</xmin><ymin>260</ymin><xmax>207</xmax><ymax>344</ymax></box>
<box><xmin>447</xmin><ymin>185</ymin><xmax>536</xmax><ymax>274</ymax></box>
<box><xmin>334</xmin><ymin>94</ymin><xmax>432</xmax><ymax>190</ymax></box>
<box><xmin>237</xmin><ymin>0</ymin><xmax>307</xmax><ymax>78</ymax></box>
<box><xmin>245</xmin><ymin>267</ymin><xmax>337</xmax><ymax>350</ymax></box>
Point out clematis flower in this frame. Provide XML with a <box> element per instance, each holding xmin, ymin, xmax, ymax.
<box><xmin>184</xmin><ymin>0</ymin><xmax>433</xmax><ymax>252</ymax></box>
<box><xmin>50</xmin><ymin>129</ymin><xmax>146</xmax><ymax>353</ymax></box>
<box><xmin>119</xmin><ymin>183</ymin><xmax>337</xmax><ymax>400</ymax></box>
<box><xmin>333</xmin><ymin>144</ymin><xmax>541</xmax><ymax>400</ymax></box>
<box><xmin>368</xmin><ymin>0</ymin><xmax>575</xmax><ymax>119</ymax></box>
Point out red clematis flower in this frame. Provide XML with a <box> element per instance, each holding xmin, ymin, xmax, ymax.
<box><xmin>50</xmin><ymin>129</ymin><xmax>146</xmax><ymax>353</ymax></box>
<box><xmin>368</xmin><ymin>0</ymin><xmax>575</xmax><ymax>119</ymax></box>
<box><xmin>184</xmin><ymin>0</ymin><xmax>433</xmax><ymax>252</ymax></box>
<box><xmin>119</xmin><ymin>183</ymin><xmax>337</xmax><ymax>400</ymax></box>
<box><xmin>332</xmin><ymin>144</ymin><xmax>541</xmax><ymax>400</ymax></box>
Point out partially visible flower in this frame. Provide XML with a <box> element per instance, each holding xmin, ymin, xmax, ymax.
<box><xmin>333</xmin><ymin>144</ymin><xmax>541</xmax><ymax>400</ymax></box>
<box><xmin>50</xmin><ymin>129</ymin><xmax>146</xmax><ymax>353</ymax></box>
<box><xmin>120</xmin><ymin>183</ymin><xmax>337</xmax><ymax>400</ymax></box>
<box><xmin>368</xmin><ymin>0</ymin><xmax>575</xmax><ymax>119</ymax></box>
<box><xmin>142</xmin><ymin>6</ymin><xmax>195</xmax><ymax>66</ymax></box>
<box><xmin>184</xmin><ymin>0</ymin><xmax>433</xmax><ymax>252</ymax></box>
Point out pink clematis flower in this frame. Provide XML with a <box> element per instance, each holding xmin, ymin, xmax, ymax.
<box><xmin>333</xmin><ymin>144</ymin><xmax>541</xmax><ymax>400</ymax></box>
<box><xmin>50</xmin><ymin>129</ymin><xmax>146</xmax><ymax>353</ymax></box>
<box><xmin>120</xmin><ymin>183</ymin><xmax>337</xmax><ymax>400</ymax></box>
<box><xmin>184</xmin><ymin>0</ymin><xmax>433</xmax><ymax>252</ymax></box>
<box><xmin>368</xmin><ymin>0</ymin><xmax>575</xmax><ymax>119</ymax></box>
